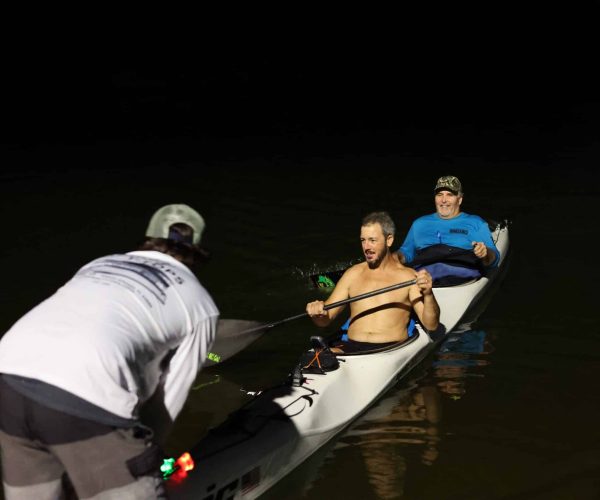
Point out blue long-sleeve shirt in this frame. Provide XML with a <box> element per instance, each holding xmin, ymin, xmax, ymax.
<box><xmin>399</xmin><ymin>212</ymin><xmax>499</xmax><ymax>267</ymax></box>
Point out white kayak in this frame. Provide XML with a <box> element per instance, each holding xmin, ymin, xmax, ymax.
<box><xmin>167</xmin><ymin>221</ymin><xmax>510</xmax><ymax>499</ymax></box>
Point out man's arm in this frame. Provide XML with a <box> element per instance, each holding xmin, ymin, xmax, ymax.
<box><xmin>144</xmin><ymin>314</ymin><xmax>217</xmax><ymax>444</ymax></box>
<box><xmin>161</xmin><ymin>315</ymin><xmax>218</xmax><ymax>420</ymax></box>
<box><xmin>409</xmin><ymin>269</ymin><xmax>440</xmax><ymax>332</ymax></box>
<box><xmin>472</xmin><ymin>241</ymin><xmax>497</xmax><ymax>267</ymax></box>
<box><xmin>471</xmin><ymin>218</ymin><xmax>500</xmax><ymax>267</ymax></box>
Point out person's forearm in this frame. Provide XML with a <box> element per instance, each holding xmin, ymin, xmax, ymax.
<box><xmin>421</xmin><ymin>294</ymin><xmax>440</xmax><ymax>331</ymax></box>
<box><xmin>307</xmin><ymin>300</ymin><xmax>334</xmax><ymax>327</ymax></box>
<box><xmin>310</xmin><ymin>314</ymin><xmax>333</xmax><ymax>328</ymax></box>
<box><xmin>482</xmin><ymin>247</ymin><xmax>497</xmax><ymax>267</ymax></box>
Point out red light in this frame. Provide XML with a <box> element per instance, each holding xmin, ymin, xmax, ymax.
<box><xmin>177</xmin><ymin>452</ymin><xmax>195</xmax><ymax>472</ymax></box>
<box><xmin>169</xmin><ymin>467</ymin><xmax>188</xmax><ymax>484</ymax></box>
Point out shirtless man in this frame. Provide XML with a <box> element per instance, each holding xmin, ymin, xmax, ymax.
<box><xmin>306</xmin><ymin>212</ymin><xmax>440</xmax><ymax>352</ymax></box>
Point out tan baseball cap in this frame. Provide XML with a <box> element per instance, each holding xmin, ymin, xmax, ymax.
<box><xmin>145</xmin><ymin>204</ymin><xmax>205</xmax><ymax>245</ymax></box>
<box><xmin>434</xmin><ymin>175</ymin><xmax>463</xmax><ymax>195</ymax></box>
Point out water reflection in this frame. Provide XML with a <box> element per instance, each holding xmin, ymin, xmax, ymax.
<box><xmin>331</xmin><ymin>329</ymin><xmax>494</xmax><ymax>499</ymax></box>
<box><xmin>433</xmin><ymin>329</ymin><xmax>494</xmax><ymax>401</ymax></box>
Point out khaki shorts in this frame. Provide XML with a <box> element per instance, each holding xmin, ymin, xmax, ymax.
<box><xmin>0</xmin><ymin>376</ymin><xmax>166</xmax><ymax>500</ymax></box>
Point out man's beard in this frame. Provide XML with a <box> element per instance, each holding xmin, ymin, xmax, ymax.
<box><xmin>366</xmin><ymin>246</ymin><xmax>389</xmax><ymax>269</ymax></box>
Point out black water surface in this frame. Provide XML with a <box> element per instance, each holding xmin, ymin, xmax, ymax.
<box><xmin>1</xmin><ymin>54</ymin><xmax>599</xmax><ymax>498</ymax></box>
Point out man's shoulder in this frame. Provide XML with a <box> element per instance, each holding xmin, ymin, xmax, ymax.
<box><xmin>412</xmin><ymin>213</ymin><xmax>439</xmax><ymax>225</ymax></box>
<box><xmin>334</xmin><ymin>262</ymin><xmax>365</xmax><ymax>290</ymax></box>
<box><xmin>395</xmin><ymin>264</ymin><xmax>417</xmax><ymax>279</ymax></box>
<box><xmin>346</xmin><ymin>262</ymin><xmax>367</xmax><ymax>275</ymax></box>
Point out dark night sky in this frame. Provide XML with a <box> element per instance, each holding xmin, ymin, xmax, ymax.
<box><xmin>2</xmin><ymin>38</ymin><xmax>599</xmax><ymax>177</ymax></box>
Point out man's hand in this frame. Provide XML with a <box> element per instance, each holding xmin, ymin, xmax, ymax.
<box><xmin>472</xmin><ymin>241</ymin><xmax>496</xmax><ymax>266</ymax></box>
<box><xmin>472</xmin><ymin>241</ymin><xmax>488</xmax><ymax>260</ymax></box>
<box><xmin>306</xmin><ymin>300</ymin><xmax>327</xmax><ymax>318</ymax></box>
<box><xmin>306</xmin><ymin>300</ymin><xmax>332</xmax><ymax>327</ymax></box>
<box><xmin>415</xmin><ymin>269</ymin><xmax>434</xmax><ymax>295</ymax></box>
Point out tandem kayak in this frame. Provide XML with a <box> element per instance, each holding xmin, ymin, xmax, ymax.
<box><xmin>167</xmin><ymin>220</ymin><xmax>510</xmax><ymax>499</ymax></box>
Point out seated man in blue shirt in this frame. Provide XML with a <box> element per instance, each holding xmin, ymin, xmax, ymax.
<box><xmin>398</xmin><ymin>176</ymin><xmax>499</xmax><ymax>282</ymax></box>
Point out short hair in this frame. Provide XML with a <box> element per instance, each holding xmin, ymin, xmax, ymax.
<box><xmin>137</xmin><ymin>223</ymin><xmax>210</xmax><ymax>267</ymax></box>
<box><xmin>361</xmin><ymin>211</ymin><xmax>396</xmax><ymax>237</ymax></box>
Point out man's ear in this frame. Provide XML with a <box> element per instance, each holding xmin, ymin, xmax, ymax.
<box><xmin>386</xmin><ymin>234</ymin><xmax>394</xmax><ymax>248</ymax></box>
<box><xmin>458</xmin><ymin>196</ymin><xmax>463</xmax><ymax>206</ymax></box>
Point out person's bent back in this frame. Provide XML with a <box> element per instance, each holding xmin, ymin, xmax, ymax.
<box><xmin>0</xmin><ymin>203</ymin><xmax>218</xmax><ymax>500</ymax></box>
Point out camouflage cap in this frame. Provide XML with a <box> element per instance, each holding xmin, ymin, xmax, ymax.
<box><xmin>434</xmin><ymin>175</ymin><xmax>463</xmax><ymax>195</ymax></box>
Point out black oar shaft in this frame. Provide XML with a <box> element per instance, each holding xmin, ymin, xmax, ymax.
<box><xmin>259</xmin><ymin>278</ymin><xmax>417</xmax><ymax>332</ymax></box>
<box><xmin>323</xmin><ymin>278</ymin><xmax>417</xmax><ymax>311</ymax></box>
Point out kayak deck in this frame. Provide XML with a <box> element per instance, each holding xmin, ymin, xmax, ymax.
<box><xmin>168</xmin><ymin>328</ymin><xmax>432</xmax><ymax>499</ymax></box>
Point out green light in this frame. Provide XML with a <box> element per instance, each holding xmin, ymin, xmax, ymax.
<box><xmin>207</xmin><ymin>352</ymin><xmax>221</xmax><ymax>362</ymax></box>
<box><xmin>161</xmin><ymin>458</ymin><xmax>177</xmax><ymax>479</ymax></box>
<box><xmin>317</xmin><ymin>275</ymin><xmax>335</xmax><ymax>288</ymax></box>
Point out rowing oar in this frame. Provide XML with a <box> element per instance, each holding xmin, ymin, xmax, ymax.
<box><xmin>206</xmin><ymin>278</ymin><xmax>418</xmax><ymax>366</ymax></box>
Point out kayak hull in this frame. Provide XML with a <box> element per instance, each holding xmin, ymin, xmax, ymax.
<box><xmin>168</xmin><ymin>330</ymin><xmax>432</xmax><ymax>499</ymax></box>
<box><xmin>168</xmin><ymin>221</ymin><xmax>510</xmax><ymax>499</ymax></box>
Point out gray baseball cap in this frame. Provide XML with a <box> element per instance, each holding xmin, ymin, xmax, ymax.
<box><xmin>434</xmin><ymin>175</ymin><xmax>463</xmax><ymax>195</ymax></box>
<box><xmin>145</xmin><ymin>204</ymin><xmax>205</xmax><ymax>245</ymax></box>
